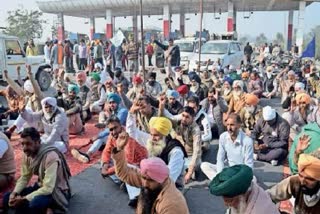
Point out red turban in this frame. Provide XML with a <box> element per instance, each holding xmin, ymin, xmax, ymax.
<box><xmin>177</xmin><ymin>85</ymin><xmax>189</xmax><ymax>95</ymax></box>
<box><xmin>133</xmin><ymin>75</ymin><xmax>143</xmax><ymax>85</ymax></box>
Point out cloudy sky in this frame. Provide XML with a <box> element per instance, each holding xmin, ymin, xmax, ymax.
<box><xmin>0</xmin><ymin>0</ymin><xmax>319</xmax><ymax>41</ymax></box>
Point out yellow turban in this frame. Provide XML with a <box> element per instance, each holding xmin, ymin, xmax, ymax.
<box><xmin>149</xmin><ymin>117</ymin><xmax>172</xmax><ymax>136</ymax></box>
<box><xmin>298</xmin><ymin>154</ymin><xmax>320</xmax><ymax>181</ymax></box>
<box><xmin>295</xmin><ymin>93</ymin><xmax>311</xmax><ymax>105</ymax></box>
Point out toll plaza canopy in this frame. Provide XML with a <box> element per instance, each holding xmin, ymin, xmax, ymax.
<box><xmin>36</xmin><ymin>0</ymin><xmax>315</xmax><ymax>18</ymax></box>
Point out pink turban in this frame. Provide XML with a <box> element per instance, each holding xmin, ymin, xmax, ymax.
<box><xmin>76</xmin><ymin>71</ymin><xmax>87</xmax><ymax>81</ymax></box>
<box><xmin>140</xmin><ymin>157</ymin><xmax>169</xmax><ymax>184</ymax></box>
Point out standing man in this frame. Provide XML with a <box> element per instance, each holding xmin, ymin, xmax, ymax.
<box><xmin>73</xmin><ymin>41</ymin><xmax>80</xmax><ymax>70</ymax></box>
<box><xmin>126</xmin><ymin>35</ymin><xmax>139</xmax><ymax>72</ymax></box>
<box><xmin>3</xmin><ymin>127</ymin><xmax>71</xmax><ymax>214</ymax></box>
<box><xmin>79</xmin><ymin>39</ymin><xmax>88</xmax><ymax>70</ymax></box>
<box><xmin>244</xmin><ymin>42</ymin><xmax>253</xmax><ymax>63</ymax></box>
<box><xmin>94</xmin><ymin>40</ymin><xmax>104</xmax><ymax>66</ymax></box>
<box><xmin>146</xmin><ymin>42</ymin><xmax>154</xmax><ymax>66</ymax></box>
<box><xmin>154</xmin><ymin>38</ymin><xmax>180</xmax><ymax>67</ymax></box>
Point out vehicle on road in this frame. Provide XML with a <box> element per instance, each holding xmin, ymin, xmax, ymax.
<box><xmin>189</xmin><ymin>40</ymin><xmax>244</xmax><ymax>71</ymax></box>
<box><xmin>0</xmin><ymin>34</ymin><xmax>52</xmax><ymax>91</ymax></box>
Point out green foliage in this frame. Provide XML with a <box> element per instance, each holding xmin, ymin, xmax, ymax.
<box><xmin>4</xmin><ymin>8</ymin><xmax>46</xmax><ymax>42</ymax></box>
<box><xmin>255</xmin><ymin>33</ymin><xmax>268</xmax><ymax>45</ymax></box>
<box><xmin>273</xmin><ymin>32</ymin><xmax>285</xmax><ymax>48</ymax></box>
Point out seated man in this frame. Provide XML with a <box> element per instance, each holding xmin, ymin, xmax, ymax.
<box><xmin>20</xmin><ymin>97</ymin><xmax>69</xmax><ymax>153</ymax></box>
<box><xmin>89</xmin><ymin>72</ymin><xmax>106</xmax><ymax>114</ymax></box>
<box><xmin>111</xmin><ymin>139</ymin><xmax>189</xmax><ymax>213</ymax></box>
<box><xmin>251</xmin><ymin>106</ymin><xmax>290</xmax><ymax>166</ymax></box>
<box><xmin>227</xmin><ymin>80</ymin><xmax>246</xmax><ymax>115</ymax></box>
<box><xmin>239</xmin><ymin>93</ymin><xmax>261</xmax><ymax>136</ymax></box>
<box><xmin>201</xmin><ymin>113</ymin><xmax>253</xmax><ymax>180</ymax></box>
<box><xmin>145</xmin><ymin>72</ymin><xmax>162</xmax><ymax>98</ymax></box>
<box><xmin>200</xmin><ymin>87</ymin><xmax>228</xmax><ymax>138</ymax></box>
<box><xmin>165</xmin><ymin>90</ymin><xmax>183</xmax><ymax>116</ymax></box>
<box><xmin>247</xmin><ymin>71</ymin><xmax>263</xmax><ymax>97</ymax></box>
<box><xmin>61</xmin><ymin>84</ymin><xmax>83</xmax><ymax>135</ymax></box>
<box><xmin>126</xmin><ymin>107</ymin><xmax>187</xmax><ymax>188</ymax></box>
<box><xmin>267</xmin><ymin>151</ymin><xmax>320</xmax><ymax>213</ymax></box>
<box><xmin>3</xmin><ymin>127</ymin><xmax>71</xmax><ymax>214</ymax></box>
<box><xmin>71</xmin><ymin>93</ymin><xmax>128</xmax><ymax>163</ymax></box>
<box><xmin>209</xmin><ymin>165</ymin><xmax>279</xmax><ymax>214</ymax></box>
<box><xmin>188</xmin><ymin>72</ymin><xmax>208</xmax><ymax>101</ymax></box>
<box><xmin>76</xmin><ymin>71</ymin><xmax>92</xmax><ymax>122</ymax></box>
<box><xmin>100</xmin><ymin>116</ymin><xmax>147</xmax><ymax>207</ymax></box>
<box><xmin>0</xmin><ymin>131</ymin><xmax>15</xmax><ymax>192</ymax></box>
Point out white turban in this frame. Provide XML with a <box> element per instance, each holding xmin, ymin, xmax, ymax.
<box><xmin>263</xmin><ymin>106</ymin><xmax>276</xmax><ymax>121</ymax></box>
<box><xmin>295</xmin><ymin>82</ymin><xmax>305</xmax><ymax>91</ymax></box>
<box><xmin>23</xmin><ymin>80</ymin><xmax>34</xmax><ymax>94</ymax></box>
<box><xmin>94</xmin><ymin>63</ymin><xmax>103</xmax><ymax>70</ymax></box>
<box><xmin>233</xmin><ymin>80</ymin><xmax>244</xmax><ymax>91</ymax></box>
<box><xmin>41</xmin><ymin>97</ymin><xmax>57</xmax><ymax>108</ymax></box>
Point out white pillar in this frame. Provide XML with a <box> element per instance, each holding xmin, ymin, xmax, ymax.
<box><xmin>287</xmin><ymin>10</ymin><xmax>294</xmax><ymax>51</ymax></box>
<box><xmin>133</xmin><ymin>15</ymin><xmax>138</xmax><ymax>42</ymax></box>
<box><xmin>106</xmin><ymin>9</ymin><xmax>113</xmax><ymax>39</ymax></box>
<box><xmin>163</xmin><ymin>5</ymin><xmax>171</xmax><ymax>40</ymax></box>
<box><xmin>296</xmin><ymin>1</ymin><xmax>306</xmax><ymax>55</ymax></box>
<box><xmin>89</xmin><ymin>17</ymin><xmax>95</xmax><ymax>40</ymax></box>
<box><xmin>180</xmin><ymin>13</ymin><xmax>185</xmax><ymax>38</ymax></box>
<box><xmin>57</xmin><ymin>13</ymin><xmax>65</xmax><ymax>41</ymax></box>
<box><xmin>227</xmin><ymin>1</ymin><xmax>236</xmax><ymax>33</ymax></box>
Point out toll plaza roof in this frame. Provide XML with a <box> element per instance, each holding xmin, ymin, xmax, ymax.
<box><xmin>36</xmin><ymin>0</ymin><xmax>317</xmax><ymax>18</ymax></box>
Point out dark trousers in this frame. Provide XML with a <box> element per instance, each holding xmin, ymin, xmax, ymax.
<box><xmin>258</xmin><ymin>148</ymin><xmax>288</xmax><ymax>162</ymax></box>
<box><xmin>95</xmin><ymin>58</ymin><xmax>104</xmax><ymax>67</ymax></box>
<box><xmin>79</xmin><ymin>58</ymin><xmax>87</xmax><ymax>70</ymax></box>
<box><xmin>148</xmin><ymin>55</ymin><xmax>153</xmax><ymax>66</ymax></box>
<box><xmin>3</xmin><ymin>183</ymin><xmax>53</xmax><ymax>214</ymax></box>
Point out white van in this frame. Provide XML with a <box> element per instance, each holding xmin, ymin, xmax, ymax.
<box><xmin>189</xmin><ymin>40</ymin><xmax>244</xmax><ymax>71</ymax></box>
<box><xmin>0</xmin><ymin>34</ymin><xmax>52</xmax><ymax>90</ymax></box>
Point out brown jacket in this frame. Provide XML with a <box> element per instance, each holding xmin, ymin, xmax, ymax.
<box><xmin>112</xmin><ymin>150</ymin><xmax>190</xmax><ymax>214</ymax></box>
<box><xmin>0</xmin><ymin>132</ymin><xmax>15</xmax><ymax>175</ymax></box>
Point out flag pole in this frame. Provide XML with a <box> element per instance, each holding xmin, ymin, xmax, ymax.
<box><xmin>139</xmin><ymin>0</ymin><xmax>146</xmax><ymax>90</ymax></box>
<box><xmin>197</xmin><ymin>0</ymin><xmax>204</xmax><ymax>73</ymax></box>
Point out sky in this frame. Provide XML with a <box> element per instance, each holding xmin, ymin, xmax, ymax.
<box><xmin>0</xmin><ymin>0</ymin><xmax>320</xmax><ymax>41</ymax></box>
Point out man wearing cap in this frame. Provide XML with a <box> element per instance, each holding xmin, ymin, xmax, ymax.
<box><xmin>126</xmin><ymin>107</ymin><xmax>188</xmax><ymax>188</ymax></box>
<box><xmin>239</xmin><ymin>94</ymin><xmax>262</xmax><ymax>136</ymax></box>
<box><xmin>5</xmin><ymin>66</ymin><xmax>44</xmax><ymax>134</ymax></box>
<box><xmin>288</xmin><ymin>93</ymin><xmax>315</xmax><ymax>136</ymax></box>
<box><xmin>111</xmin><ymin>131</ymin><xmax>189</xmax><ymax>213</ymax></box>
<box><xmin>60</xmin><ymin>84</ymin><xmax>84</xmax><ymax>135</ymax></box>
<box><xmin>19</xmin><ymin>97</ymin><xmax>69</xmax><ymax>153</ymax></box>
<box><xmin>146</xmin><ymin>72</ymin><xmax>162</xmax><ymax>98</ymax></box>
<box><xmin>263</xmin><ymin>66</ymin><xmax>278</xmax><ymax>99</ymax></box>
<box><xmin>200</xmin><ymin>87</ymin><xmax>228</xmax><ymax>138</ymax></box>
<box><xmin>251</xmin><ymin>106</ymin><xmax>290</xmax><ymax>166</ymax></box>
<box><xmin>201</xmin><ymin>114</ymin><xmax>253</xmax><ymax>180</ymax></box>
<box><xmin>209</xmin><ymin>164</ymin><xmax>279</xmax><ymax>214</ymax></box>
<box><xmin>76</xmin><ymin>71</ymin><xmax>92</xmax><ymax>122</ymax></box>
<box><xmin>89</xmin><ymin>72</ymin><xmax>106</xmax><ymax>113</ymax></box>
<box><xmin>267</xmin><ymin>151</ymin><xmax>320</xmax><ymax>213</ymax></box>
<box><xmin>165</xmin><ymin>90</ymin><xmax>183</xmax><ymax>115</ymax></box>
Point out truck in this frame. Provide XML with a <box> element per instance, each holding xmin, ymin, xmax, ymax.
<box><xmin>0</xmin><ymin>34</ymin><xmax>52</xmax><ymax>91</ymax></box>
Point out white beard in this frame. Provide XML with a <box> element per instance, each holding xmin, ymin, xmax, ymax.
<box><xmin>146</xmin><ymin>139</ymin><xmax>166</xmax><ymax>157</ymax></box>
<box><xmin>229</xmin><ymin>195</ymin><xmax>247</xmax><ymax>214</ymax></box>
<box><xmin>232</xmin><ymin>91</ymin><xmax>242</xmax><ymax>100</ymax></box>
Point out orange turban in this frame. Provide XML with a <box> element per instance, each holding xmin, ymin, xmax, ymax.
<box><xmin>295</xmin><ymin>93</ymin><xmax>311</xmax><ymax>105</ymax></box>
<box><xmin>245</xmin><ymin>94</ymin><xmax>259</xmax><ymax>106</ymax></box>
<box><xmin>298</xmin><ymin>154</ymin><xmax>320</xmax><ymax>181</ymax></box>
<box><xmin>241</xmin><ymin>72</ymin><xmax>249</xmax><ymax>79</ymax></box>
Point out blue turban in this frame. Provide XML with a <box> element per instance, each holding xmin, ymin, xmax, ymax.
<box><xmin>166</xmin><ymin>90</ymin><xmax>179</xmax><ymax>99</ymax></box>
<box><xmin>68</xmin><ymin>84</ymin><xmax>80</xmax><ymax>95</ymax></box>
<box><xmin>223</xmin><ymin>76</ymin><xmax>233</xmax><ymax>85</ymax></box>
<box><xmin>188</xmin><ymin>71</ymin><xmax>201</xmax><ymax>84</ymax></box>
<box><xmin>107</xmin><ymin>93</ymin><xmax>121</xmax><ymax>105</ymax></box>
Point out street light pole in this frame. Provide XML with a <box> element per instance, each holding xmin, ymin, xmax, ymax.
<box><xmin>198</xmin><ymin>0</ymin><xmax>203</xmax><ymax>73</ymax></box>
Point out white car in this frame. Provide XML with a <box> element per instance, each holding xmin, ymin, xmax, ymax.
<box><xmin>175</xmin><ymin>38</ymin><xmax>206</xmax><ymax>71</ymax></box>
<box><xmin>0</xmin><ymin>34</ymin><xmax>52</xmax><ymax>90</ymax></box>
<box><xmin>189</xmin><ymin>40</ymin><xmax>244</xmax><ymax>71</ymax></box>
